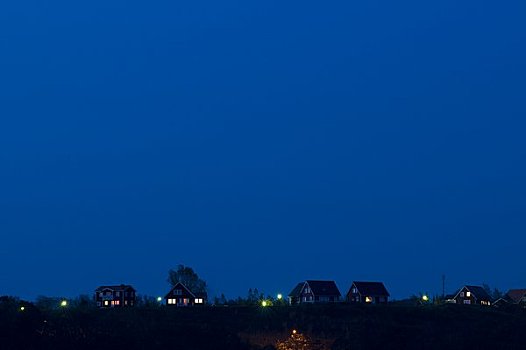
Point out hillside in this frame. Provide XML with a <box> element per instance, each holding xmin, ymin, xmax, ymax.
<box><xmin>1</xmin><ymin>299</ymin><xmax>525</xmax><ymax>350</ymax></box>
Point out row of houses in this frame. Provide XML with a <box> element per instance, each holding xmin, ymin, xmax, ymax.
<box><xmin>288</xmin><ymin>280</ymin><xmax>390</xmax><ymax>305</ymax></box>
<box><xmin>93</xmin><ymin>281</ymin><xmax>526</xmax><ymax>308</ymax></box>
<box><xmin>447</xmin><ymin>286</ymin><xmax>526</xmax><ymax>307</ymax></box>
<box><xmin>285</xmin><ymin>281</ymin><xmax>526</xmax><ymax>307</ymax></box>
<box><xmin>95</xmin><ymin>282</ymin><xmax>208</xmax><ymax>308</ymax></box>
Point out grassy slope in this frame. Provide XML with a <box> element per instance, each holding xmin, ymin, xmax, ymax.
<box><xmin>1</xmin><ymin>302</ymin><xmax>526</xmax><ymax>349</ymax></box>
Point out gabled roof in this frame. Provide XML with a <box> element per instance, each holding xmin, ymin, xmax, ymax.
<box><xmin>95</xmin><ymin>284</ymin><xmax>135</xmax><ymax>292</ymax></box>
<box><xmin>506</xmin><ymin>289</ymin><xmax>526</xmax><ymax>303</ymax></box>
<box><xmin>165</xmin><ymin>282</ymin><xmax>195</xmax><ymax>299</ymax></box>
<box><xmin>466</xmin><ymin>286</ymin><xmax>492</xmax><ymax>301</ymax></box>
<box><xmin>305</xmin><ymin>280</ymin><xmax>341</xmax><ymax>296</ymax></box>
<box><xmin>454</xmin><ymin>285</ymin><xmax>492</xmax><ymax>301</ymax></box>
<box><xmin>493</xmin><ymin>296</ymin><xmax>511</xmax><ymax>305</ymax></box>
<box><xmin>350</xmin><ymin>281</ymin><xmax>390</xmax><ymax>297</ymax></box>
<box><xmin>288</xmin><ymin>283</ymin><xmax>305</xmax><ymax>297</ymax></box>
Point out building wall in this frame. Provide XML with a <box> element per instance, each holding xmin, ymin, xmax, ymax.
<box><xmin>454</xmin><ymin>287</ymin><xmax>490</xmax><ymax>305</ymax></box>
<box><xmin>95</xmin><ymin>288</ymin><xmax>136</xmax><ymax>308</ymax></box>
<box><xmin>347</xmin><ymin>285</ymin><xmax>388</xmax><ymax>304</ymax></box>
<box><xmin>165</xmin><ymin>285</ymin><xmax>206</xmax><ymax>306</ymax></box>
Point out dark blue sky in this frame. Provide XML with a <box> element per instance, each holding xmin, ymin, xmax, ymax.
<box><xmin>1</xmin><ymin>0</ymin><xmax>525</xmax><ymax>301</ymax></box>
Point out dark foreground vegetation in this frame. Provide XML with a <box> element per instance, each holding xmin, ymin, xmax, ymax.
<box><xmin>1</xmin><ymin>296</ymin><xmax>526</xmax><ymax>350</ymax></box>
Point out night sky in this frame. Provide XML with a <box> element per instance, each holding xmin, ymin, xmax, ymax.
<box><xmin>1</xmin><ymin>0</ymin><xmax>525</xmax><ymax>301</ymax></box>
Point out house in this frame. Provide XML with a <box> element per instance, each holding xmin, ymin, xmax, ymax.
<box><xmin>287</xmin><ymin>280</ymin><xmax>341</xmax><ymax>304</ymax></box>
<box><xmin>492</xmin><ymin>296</ymin><xmax>511</xmax><ymax>307</ymax></box>
<box><xmin>164</xmin><ymin>282</ymin><xmax>207</xmax><ymax>306</ymax></box>
<box><xmin>288</xmin><ymin>283</ymin><xmax>304</xmax><ymax>305</ymax></box>
<box><xmin>503</xmin><ymin>289</ymin><xmax>526</xmax><ymax>306</ymax></box>
<box><xmin>452</xmin><ymin>285</ymin><xmax>492</xmax><ymax>306</ymax></box>
<box><xmin>443</xmin><ymin>294</ymin><xmax>456</xmax><ymax>304</ymax></box>
<box><xmin>95</xmin><ymin>284</ymin><xmax>136</xmax><ymax>308</ymax></box>
<box><xmin>346</xmin><ymin>281</ymin><xmax>390</xmax><ymax>304</ymax></box>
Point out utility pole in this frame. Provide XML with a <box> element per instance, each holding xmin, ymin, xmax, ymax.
<box><xmin>442</xmin><ymin>274</ymin><xmax>446</xmax><ymax>298</ymax></box>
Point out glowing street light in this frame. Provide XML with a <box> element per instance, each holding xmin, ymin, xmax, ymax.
<box><xmin>157</xmin><ymin>297</ymin><xmax>163</xmax><ymax>302</ymax></box>
<box><xmin>261</xmin><ymin>300</ymin><xmax>268</xmax><ymax>307</ymax></box>
<box><xmin>277</xmin><ymin>293</ymin><xmax>283</xmax><ymax>300</ymax></box>
<box><xmin>422</xmin><ymin>295</ymin><xmax>429</xmax><ymax>302</ymax></box>
<box><xmin>20</xmin><ymin>306</ymin><xmax>25</xmax><ymax>311</ymax></box>
<box><xmin>60</xmin><ymin>300</ymin><xmax>68</xmax><ymax>307</ymax></box>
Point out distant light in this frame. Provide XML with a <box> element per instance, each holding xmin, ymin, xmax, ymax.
<box><xmin>261</xmin><ymin>300</ymin><xmax>268</xmax><ymax>307</ymax></box>
<box><xmin>20</xmin><ymin>306</ymin><xmax>25</xmax><ymax>311</ymax></box>
<box><xmin>60</xmin><ymin>300</ymin><xmax>68</xmax><ymax>307</ymax></box>
<box><xmin>292</xmin><ymin>329</ymin><xmax>297</xmax><ymax>334</ymax></box>
<box><xmin>157</xmin><ymin>297</ymin><xmax>162</xmax><ymax>302</ymax></box>
<box><xmin>277</xmin><ymin>294</ymin><xmax>283</xmax><ymax>300</ymax></box>
<box><xmin>422</xmin><ymin>295</ymin><xmax>429</xmax><ymax>302</ymax></box>
<box><xmin>365</xmin><ymin>296</ymin><xmax>372</xmax><ymax>303</ymax></box>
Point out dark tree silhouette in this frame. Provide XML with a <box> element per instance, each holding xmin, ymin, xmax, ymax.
<box><xmin>167</xmin><ymin>264</ymin><xmax>207</xmax><ymax>293</ymax></box>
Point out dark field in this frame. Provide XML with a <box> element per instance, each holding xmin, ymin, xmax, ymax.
<box><xmin>1</xmin><ymin>299</ymin><xmax>525</xmax><ymax>350</ymax></box>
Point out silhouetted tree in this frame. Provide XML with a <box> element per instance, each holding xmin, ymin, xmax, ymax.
<box><xmin>167</xmin><ymin>264</ymin><xmax>207</xmax><ymax>293</ymax></box>
<box><xmin>136</xmin><ymin>294</ymin><xmax>162</xmax><ymax>307</ymax></box>
<box><xmin>482</xmin><ymin>283</ymin><xmax>503</xmax><ymax>300</ymax></box>
<box><xmin>213</xmin><ymin>293</ymin><xmax>228</xmax><ymax>305</ymax></box>
<box><xmin>71</xmin><ymin>294</ymin><xmax>95</xmax><ymax>309</ymax></box>
<box><xmin>246</xmin><ymin>288</ymin><xmax>264</xmax><ymax>304</ymax></box>
<box><xmin>35</xmin><ymin>296</ymin><xmax>64</xmax><ymax>312</ymax></box>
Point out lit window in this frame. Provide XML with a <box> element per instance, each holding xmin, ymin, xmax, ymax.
<box><xmin>111</xmin><ymin>301</ymin><xmax>115</xmax><ymax>306</ymax></box>
<box><xmin>104</xmin><ymin>300</ymin><xmax>109</xmax><ymax>306</ymax></box>
<box><xmin>466</xmin><ymin>291</ymin><xmax>471</xmax><ymax>297</ymax></box>
<box><xmin>195</xmin><ymin>298</ymin><xmax>202</xmax><ymax>304</ymax></box>
<box><xmin>115</xmin><ymin>300</ymin><xmax>120</xmax><ymax>306</ymax></box>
